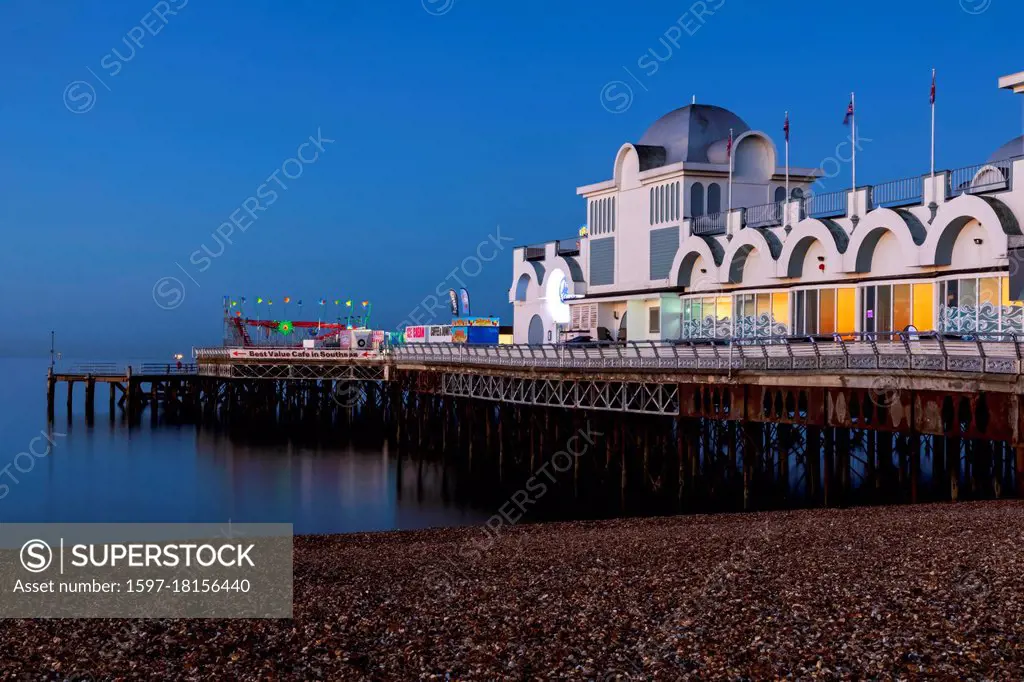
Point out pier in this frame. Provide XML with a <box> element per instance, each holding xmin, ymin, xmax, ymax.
<box><xmin>48</xmin><ymin>333</ymin><xmax>1024</xmax><ymax>513</ymax></box>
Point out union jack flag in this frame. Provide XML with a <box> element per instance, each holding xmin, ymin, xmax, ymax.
<box><xmin>843</xmin><ymin>99</ymin><xmax>854</xmax><ymax>125</ymax></box>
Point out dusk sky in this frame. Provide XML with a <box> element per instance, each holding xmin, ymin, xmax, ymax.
<box><xmin>1</xmin><ymin>0</ymin><xmax>1021</xmax><ymax>358</ymax></box>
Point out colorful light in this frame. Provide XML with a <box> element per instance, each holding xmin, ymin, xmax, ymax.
<box><xmin>278</xmin><ymin>321</ymin><xmax>293</xmax><ymax>335</ymax></box>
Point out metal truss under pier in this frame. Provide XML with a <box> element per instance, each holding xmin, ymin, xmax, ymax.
<box><xmin>441</xmin><ymin>372</ymin><xmax>679</xmax><ymax>415</ymax></box>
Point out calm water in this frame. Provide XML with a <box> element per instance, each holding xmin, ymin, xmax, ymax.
<box><xmin>0</xmin><ymin>358</ymin><xmax>491</xmax><ymax>534</ymax></box>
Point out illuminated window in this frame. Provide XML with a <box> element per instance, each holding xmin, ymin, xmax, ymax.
<box><xmin>772</xmin><ymin>292</ymin><xmax>790</xmax><ymax>334</ymax></box>
<box><xmin>837</xmin><ymin>288</ymin><xmax>856</xmax><ymax>335</ymax></box>
<box><xmin>912</xmin><ymin>283</ymin><xmax>934</xmax><ymax>331</ymax></box>
<box><xmin>893</xmin><ymin>284</ymin><xmax>911</xmax><ymax>332</ymax></box>
<box><xmin>820</xmin><ymin>289</ymin><xmax>836</xmax><ymax>334</ymax></box>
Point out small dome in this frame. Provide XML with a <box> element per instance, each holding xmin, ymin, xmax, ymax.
<box><xmin>637</xmin><ymin>104</ymin><xmax>750</xmax><ymax>165</ymax></box>
<box><xmin>988</xmin><ymin>135</ymin><xmax>1024</xmax><ymax>163</ymax></box>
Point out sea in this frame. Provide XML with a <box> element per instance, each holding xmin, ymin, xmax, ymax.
<box><xmin>0</xmin><ymin>357</ymin><xmax>492</xmax><ymax>535</ymax></box>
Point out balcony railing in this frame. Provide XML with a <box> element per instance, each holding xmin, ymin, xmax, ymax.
<box><xmin>388</xmin><ymin>332</ymin><xmax>1024</xmax><ymax>375</ymax></box>
<box><xmin>803</xmin><ymin>190</ymin><xmax>847</xmax><ymax>219</ymax></box>
<box><xmin>947</xmin><ymin>158</ymin><xmax>1014</xmax><ymax>198</ymax></box>
<box><xmin>691</xmin><ymin>211</ymin><xmax>727</xmax><ymax>236</ymax></box>
<box><xmin>743</xmin><ymin>201</ymin><xmax>784</xmax><ymax>228</ymax></box>
<box><xmin>869</xmin><ymin>176</ymin><xmax>923</xmax><ymax>209</ymax></box>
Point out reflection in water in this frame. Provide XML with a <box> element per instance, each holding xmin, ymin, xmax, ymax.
<box><xmin>0</xmin><ymin>359</ymin><xmax>491</xmax><ymax>534</ymax></box>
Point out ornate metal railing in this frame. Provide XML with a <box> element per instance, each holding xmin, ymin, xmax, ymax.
<box><xmin>947</xmin><ymin>158</ymin><xmax>1014</xmax><ymax>198</ymax></box>
<box><xmin>869</xmin><ymin>176</ymin><xmax>922</xmax><ymax>209</ymax></box>
<box><xmin>691</xmin><ymin>211</ymin><xmax>727</xmax><ymax>236</ymax></box>
<box><xmin>743</xmin><ymin>202</ymin><xmax>784</xmax><ymax>228</ymax></box>
<box><xmin>390</xmin><ymin>332</ymin><xmax>1024</xmax><ymax>375</ymax></box>
<box><xmin>64</xmin><ymin>363</ymin><xmax>197</xmax><ymax>376</ymax></box>
<box><xmin>803</xmin><ymin>190</ymin><xmax>847</xmax><ymax>219</ymax></box>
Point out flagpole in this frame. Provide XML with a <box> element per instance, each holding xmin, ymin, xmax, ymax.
<box><xmin>784</xmin><ymin>111</ymin><xmax>790</xmax><ymax>206</ymax></box>
<box><xmin>930</xmin><ymin>68</ymin><xmax>936</xmax><ymax>180</ymax></box>
<box><xmin>727</xmin><ymin>127</ymin><xmax>733</xmax><ymax>214</ymax></box>
<box><xmin>851</xmin><ymin>91</ymin><xmax>856</xmax><ymax>200</ymax></box>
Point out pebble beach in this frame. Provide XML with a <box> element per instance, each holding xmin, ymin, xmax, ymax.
<box><xmin>2</xmin><ymin>501</ymin><xmax>1023</xmax><ymax>680</ymax></box>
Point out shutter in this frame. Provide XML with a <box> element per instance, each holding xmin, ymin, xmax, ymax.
<box><xmin>590</xmin><ymin>238</ymin><xmax>615</xmax><ymax>285</ymax></box>
<box><xmin>649</xmin><ymin>226</ymin><xmax>680</xmax><ymax>280</ymax></box>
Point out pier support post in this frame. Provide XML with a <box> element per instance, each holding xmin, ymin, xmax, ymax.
<box><xmin>1016</xmin><ymin>444</ymin><xmax>1024</xmax><ymax>498</ymax></box>
<box><xmin>46</xmin><ymin>368</ymin><xmax>55</xmax><ymax>422</ymax></box>
<box><xmin>85</xmin><ymin>376</ymin><xmax>96</xmax><ymax>424</ymax></box>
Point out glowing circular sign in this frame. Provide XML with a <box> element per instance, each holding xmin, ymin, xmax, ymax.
<box><xmin>545</xmin><ymin>269</ymin><xmax>571</xmax><ymax>324</ymax></box>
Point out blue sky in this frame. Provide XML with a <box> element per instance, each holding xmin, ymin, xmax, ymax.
<box><xmin>0</xmin><ymin>0</ymin><xmax>1021</xmax><ymax>357</ymax></box>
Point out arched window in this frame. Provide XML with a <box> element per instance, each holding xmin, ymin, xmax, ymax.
<box><xmin>660</xmin><ymin>185</ymin><xmax>667</xmax><ymax>223</ymax></box>
<box><xmin>791</xmin><ymin>187</ymin><xmax>805</xmax><ymax>200</ymax></box>
<box><xmin>690</xmin><ymin>182</ymin><xmax>705</xmax><ymax>217</ymax></box>
<box><xmin>649</xmin><ymin>188</ymin><xmax>654</xmax><ymax>225</ymax></box>
<box><xmin>674</xmin><ymin>182</ymin><xmax>680</xmax><ymax>220</ymax></box>
<box><xmin>774</xmin><ymin>186</ymin><xmax>786</xmax><ymax>203</ymax></box>
<box><xmin>611</xmin><ymin>197</ymin><xmax>616</xmax><ymax>232</ymax></box>
<box><xmin>708</xmin><ymin>183</ymin><xmax>722</xmax><ymax>214</ymax></box>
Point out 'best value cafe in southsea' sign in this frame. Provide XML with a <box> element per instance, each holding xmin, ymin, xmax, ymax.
<box><xmin>226</xmin><ymin>349</ymin><xmax>378</xmax><ymax>360</ymax></box>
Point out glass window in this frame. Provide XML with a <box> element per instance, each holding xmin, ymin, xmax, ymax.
<box><xmin>649</xmin><ymin>306</ymin><xmax>661</xmax><ymax>334</ymax></box>
<box><xmin>960</xmin><ymin>278</ymin><xmax>977</xmax><ymax>307</ymax></box>
<box><xmin>772</xmin><ymin>292</ymin><xmax>790</xmax><ymax>334</ymax></box>
<box><xmin>806</xmin><ymin>290</ymin><xmax>819</xmax><ymax>335</ymax></box>
<box><xmin>649</xmin><ymin>189</ymin><xmax>654</xmax><ymax>225</ymax></box>
<box><xmin>691</xmin><ymin>183</ymin><xmax>705</xmax><ymax>218</ymax></box>
<box><xmin>837</xmin><ymin>288</ymin><xmax>856</xmax><ymax>335</ymax></box>
<box><xmin>820</xmin><ymin>289</ymin><xmax>836</xmax><ymax>334</ymax></box>
<box><xmin>877</xmin><ymin>285</ymin><xmax>892</xmax><ymax>334</ymax></box>
<box><xmin>708</xmin><ymin>183</ymin><xmax>722</xmax><ymax>214</ymax></box>
<box><xmin>912</xmin><ymin>283</ymin><xmax>934</xmax><ymax>331</ymax></box>
<box><xmin>894</xmin><ymin>284</ymin><xmax>911</xmax><ymax>332</ymax></box>
<box><xmin>980</xmin><ymin>277</ymin><xmax>999</xmax><ymax>305</ymax></box>
<box><xmin>863</xmin><ymin>286</ymin><xmax>876</xmax><ymax>333</ymax></box>
<box><xmin>945</xmin><ymin>279</ymin><xmax>959</xmax><ymax>308</ymax></box>
<box><xmin>774</xmin><ymin>186</ymin><xmax>786</xmax><ymax>203</ymax></box>
<box><xmin>756</xmin><ymin>293</ymin><xmax>771</xmax><ymax>336</ymax></box>
<box><xmin>794</xmin><ymin>290</ymin><xmax>805</xmax><ymax>334</ymax></box>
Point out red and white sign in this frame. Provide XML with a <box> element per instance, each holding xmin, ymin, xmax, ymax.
<box><xmin>224</xmin><ymin>349</ymin><xmax>379</xmax><ymax>360</ymax></box>
<box><xmin>406</xmin><ymin>326</ymin><xmax>426</xmax><ymax>339</ymax></box>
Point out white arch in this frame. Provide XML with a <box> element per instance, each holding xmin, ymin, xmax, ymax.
<box><xmin>777</xmin><ymin>219</ymin><xmax>847</xmax><ymax>278</ymax></box>
<box><xmin>509</xmin><ymin>260</ymin><xmax>540</xmax><ymax>304</ymax></box>
<box><xmin>843</xmin><ymin>208</ymin><xmax>922</xmax><ymax>273</ymax></box>
<box><xmin>720</xmin><ymin>228</ymin><xmax>780</xmax><ymax>284</ymax></box>
<box><xmin>922</xmin><ymin>194</ymin><xmax>1017</xmax><ymax>266</ymax></box>
<box><xmin>670</xmin><ymin>235</ymin><xmax>721</xmax><ymax>288</ymax></box>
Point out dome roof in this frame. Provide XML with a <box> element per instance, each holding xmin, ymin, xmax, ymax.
<box><xmin>989</xmin><ymin>135</ymin><xmax>1024</xmax><ymax>163</ymax></box>
<box><xmin>637</xmin><ymin>104</ymin><xmax>750</xmax><ymax>165</ymax></box>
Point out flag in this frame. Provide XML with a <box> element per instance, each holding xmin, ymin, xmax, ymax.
<box><xmin>334</xmin><ymin>299</ymin><xmax>340</xmax><ymax>305</ymax></box>
<box><xmin>257</xmin><ymin>297</ymin><xmax>263</xmax><ymax>304</ymax></box>
<box><xmin>283</xmin><ymin>296</ymin><xmax>291</xmax><ymax>304</ymax></box>
<box><xmin>726</xmin><ymin>129</ymin><xmax>733</xmax><ymax>158</ymax></box>
<box><xmin>297</xmin><ymin>299</ymin><xmax>303</xmax><ymax>306</ymax></box>
<box><xmin>783</xmin><ymin>112</ymin><xmax>790</xmax><ymax>143</ymax></box>
<box><xmin>319</xmin><ymin>298</ymin><xmax>326</xmax><ymax>306</ymax></box>
<box><xmin>930</xmin><ymin>70</ymin><xmax>936</xmax><ymax>105</ymax></box>
<box><xmin>843</xmin><ymin>99</ymin><xmax>854</xmax><ymax>125</ymax></box>
<box><xmin>345</xmin><ymin>300</ymin><xmax>352</xmax><ymax>307</ymax></box>
<box><xmin>240</xmin><ymin>297</ymin><xmax>246</xmax><ymax>304</ymax></box>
